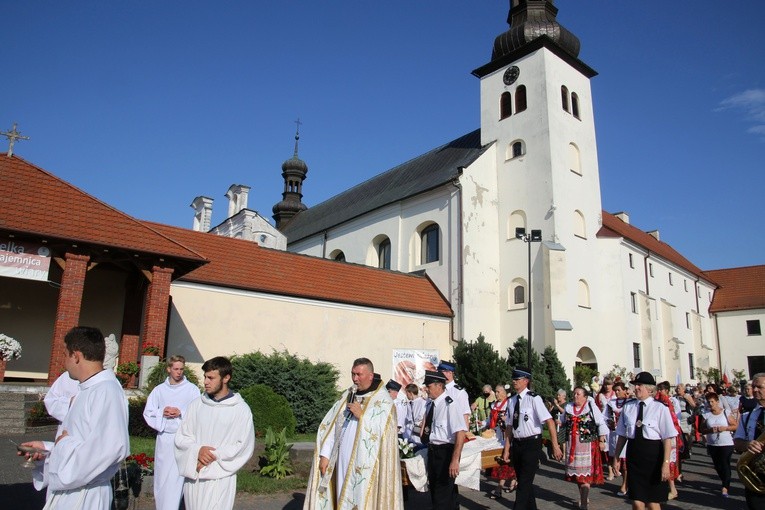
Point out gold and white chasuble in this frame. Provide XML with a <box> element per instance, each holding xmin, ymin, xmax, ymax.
<box><xmin>303</xmin><ymin>385</ymin><xmax>404</xmax><ymax>510</ymax></box>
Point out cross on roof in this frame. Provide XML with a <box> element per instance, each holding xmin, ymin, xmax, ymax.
<box><xmin>1</xmin><ymin>123</ymin><xmax>30</xmax><ymax>157</ymax></box>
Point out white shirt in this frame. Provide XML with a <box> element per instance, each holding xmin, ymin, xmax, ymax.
<box><xmin>429</xmin><ymin>391</ymin><xmax>467</xmax><ymax>445</ymax></box>
<box><xmin>445</xmin><ymin>380</ymin><xmax>471</xmax><ymax>417</ymax></box>
<box><xmin>615</xmin><ymin>397</ymin><xmax>677</xmax><ymax>441</ymax></box>
<box><xmin>734</xmin><ymin>405</ymin><xmax>765</xmax><ymax>441</ymax></box>
<box><xmin>703</xmin><ymin>411</ymin><xmax>734</xmax><ymax>446</ymax></box>
<box><xmin>505</xmin><ymin>388</ymin><xmax>552</xmax><ymax>439</ymax></box>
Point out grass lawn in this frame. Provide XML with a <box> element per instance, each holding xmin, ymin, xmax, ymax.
<box><xmin>128</xmin><ymin>435</ymin><xmax>311</xmax><ymax>494</ymax></box>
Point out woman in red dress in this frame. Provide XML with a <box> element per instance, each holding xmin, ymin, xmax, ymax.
<box><xmin>561</xmin><ymin>386</ymin><xmax>609</xmax><ymax>509</ymax></box>
<box><xmin>486</xmin><ymin>384</ymin><xmax>517</xmax><ymax>499</ymax></box>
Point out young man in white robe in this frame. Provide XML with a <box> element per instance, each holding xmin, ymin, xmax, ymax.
<box><xmin>304</xmin><ymin>357</ymin><xmax>404</xmax><ymax>510</ymax></box>
<box><xmin>21</xmin><ymin>326</ymin><xmax>130</xmax><ymax>510</ymax></box>
<box><xmin>174</xmin><ymin>356</ymin><xmax>255</xmax><ymax>510</ymax></box>
<box><xmin>143</xmin><ymin>355</ymin><xmax>200</xmax><ymax>510</ymax></box>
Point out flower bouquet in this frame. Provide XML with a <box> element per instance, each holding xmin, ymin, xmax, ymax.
<box><xmin>398</xmin><ymin>438</ymin><xmax>415</xmax><ymax>459</ymax></box>
<box><xmin>126</xmin><ymin>453</ymin><xmax>154</xmax><ymax>478</ymax></box>
<box><xmin>0</xmin><ymin>334</ymin><xmax>22</xmax><ymax>361</ymax></box>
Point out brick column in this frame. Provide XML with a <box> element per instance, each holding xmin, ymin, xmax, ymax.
<box><xmin>141</xmin><ymin>266</ymin><xmax>174</xmax><ymax>359</ymax></box>
<box><xmin>118</xmin><ymin>274</ymin><xmax>143</xmax><ymax>370</ymax></box>
<box><xmin>48</xmin><ymin>252</ymin><xmax>90</xmax><ymax>384</ymax></box>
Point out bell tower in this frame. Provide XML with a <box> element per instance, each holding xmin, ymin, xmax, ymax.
<box><xmin>273</xmin><ymin>121</ymin><xmax>309</xmax><ymax>230</ymax></box>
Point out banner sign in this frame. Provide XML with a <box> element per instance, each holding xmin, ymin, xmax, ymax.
<box><xmin>0</xmin><ymin>239</ymin><xmax>51</xmax><ymax>282</ymax></box>
<box><xmin>392</xmin><ymin>349</ymin><xmax>440</xmax><ymax>389</ymax></box>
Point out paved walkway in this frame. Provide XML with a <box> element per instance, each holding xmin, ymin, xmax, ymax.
<box><xmin>1</xmin><ymin>431</ymin><xmax>747</xmax><ymax>509</ymax></box>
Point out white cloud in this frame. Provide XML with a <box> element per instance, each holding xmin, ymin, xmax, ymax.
<box><xmin>718</xmin><ymin>89</ymin><xmax>765</xmax><ymax>139</ymax></box>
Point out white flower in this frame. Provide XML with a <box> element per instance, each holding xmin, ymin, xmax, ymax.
<box><xmin>0</xmin><ymin>334</ymin><xmax>22</xmax><ymax>361</ymax></box>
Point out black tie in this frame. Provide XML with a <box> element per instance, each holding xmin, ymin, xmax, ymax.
<box><xmin>636</xmin><ymin>402</ymin><xmax>645</xmax><ymax>436</ymax></box>
<box><xmin>512</xmin><ymin>394</ymin><xmax>522</xmax><ymax>430</ymax></box>
<box><xmin>422</xmin><ymin>402</ymin><xmax>435</xmax><ymax>443</ymax></box>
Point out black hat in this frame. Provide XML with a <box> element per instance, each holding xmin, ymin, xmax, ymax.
<box><xmin>630</xmin><ymin>371</ymin><xmax>656</xmax><ymax>386</ymax></box>
<box><xmin>437</xmin><ymin>360</ymin><xmax>456</xmax><ymax>372</ymax></box>
<box><xmin>385</xmin><ymin>379</ymin><xmax>402</xmax><ymax>391</ymax></box>
<box><xmin>424</xmin><ymin>370</ymin><xmax>446</xmax><ymax>385</ymax></box>
<box><xmin>512</xmin><ymin>367</ymin><xmax>532</xmax><ymax>380</ymax></box>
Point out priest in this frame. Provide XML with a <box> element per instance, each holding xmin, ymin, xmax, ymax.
<box><xmin>21</xmin><ymin>326</ymin><xmax>130</xmax><ymax>509</ymax></box>
<box><xmin>304</xmin><ymin>357</ymin><xmax>404</xmax><ymax>510</ymax></box>
<box><xmin>143</xmin><ymin>355</ymin><xmax>201</xmax><ymax>510</ymax></box>
<box><xmin>174</xmin><ymin>356</ymin><xmax>254</xmax><ymax>510</ymax></box>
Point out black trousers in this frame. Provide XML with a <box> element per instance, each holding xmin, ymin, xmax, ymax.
<box><xmin>512</xmin><ymin>436</ymin><xmax>542</xmax><ymax>510</ymax></box>
<box><xmin>427</xmin><ymin>443</ymin><xmax>459</xmax><ymax>510</ymax></box>
<box><xmin>706</xmin><ymin>445</ymin><xmax>734</xmax><ymax>489</ymax></box>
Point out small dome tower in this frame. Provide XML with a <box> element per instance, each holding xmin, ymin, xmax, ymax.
<box><xmin>273</xmin><ymin>122</ymin><xmax>308</xmax><ymax>229</ymax></box>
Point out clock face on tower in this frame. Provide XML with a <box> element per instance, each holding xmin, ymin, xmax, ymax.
<box><xmin>503</xmin><ymin>66</ymin><xmax>520</xmax><ymax>86</ymax></box>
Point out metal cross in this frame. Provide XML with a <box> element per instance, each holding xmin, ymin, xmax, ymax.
<box><xmin>1</xmin><ymin>123</ymin><xmax>30</xmax><ymax>157</ymax></box>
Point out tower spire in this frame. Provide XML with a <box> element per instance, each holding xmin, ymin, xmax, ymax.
<box><xmin>273</xmin><ymin>121</ymin><xmax>309</xmax><ymax>230</ymax></box>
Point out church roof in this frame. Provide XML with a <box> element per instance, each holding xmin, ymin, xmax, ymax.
<box><xmin>598</xmin><ymin>211</ymin><xmax>713</xmax><ymax>284</ymax></box>
<box><xmin>148</xmin><ymin>222</ymin><xmax>454</xmax><ymax>318</ymax></box>
<box><xmin>0</xmin><ymin>155</ymin><xmax>206</xmax><ymax>267</ymax></box>
<box><xmin>281</xmin><ymin>129</ymin><xmax>488</xmax><ymax>243</ymax></box>
<box><xmin>704</xmin><ymin>265</ymin><xmax>765</xmax><ymax>313</ymax></box>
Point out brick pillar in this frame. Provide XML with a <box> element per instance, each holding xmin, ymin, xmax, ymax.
<box><xmin>141</xmin><ymin>266</ymin><xmax>174</xmax><ymax>359</ymax></box>
<box><xmin>48</xmin><ymin>252</ymin><xmax>90</xmax><ymax>384</ymax></box>
<box><xmin>118</xmin><ymin>274</ymin><xmax>144</xmax><ymax>370</ymax></box>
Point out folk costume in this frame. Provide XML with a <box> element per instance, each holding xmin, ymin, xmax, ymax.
<box><xmin>560</xmin><ymin>399</ymin><xmax>608</xmax><ymax>485</ymax></box>
<box><xmin>304</xmin><ymin>381</ymin><xmax>404</xmax><ymax>510</ymax></box>
<box><xmin>487</xmin><ymin>396</ymin><xmax>516</xmax><ymax>484</ymax></box>
<box><xmin>143</xmin><ymin>376</ymin><xmax>201</xmax><ymax>510</ymax></box>
<box><xmin>655</xmin><ymin>391</ymin><xmax>684</xmax><ymax>480</ymax></box>
<box><xmin>33</xmin><ymin>369</ymin><xmax>130</xmax><ymax>510</ymax></box>
<box><xmin>174</xmin><ymin>392</ymin><xmax>255</xmax><ymax>510</ymax></box>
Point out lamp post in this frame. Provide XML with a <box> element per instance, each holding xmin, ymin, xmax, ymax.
<box><xmin>515</xmin><ymin>227</ymin><xmax>542</xmax><ymax>370</ymax></box>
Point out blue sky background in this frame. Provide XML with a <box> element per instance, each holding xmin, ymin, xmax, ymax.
<box><xmin>3</xmin><ymin>1</ymin><xmax>763</xmax><ymax>271</ymax></box>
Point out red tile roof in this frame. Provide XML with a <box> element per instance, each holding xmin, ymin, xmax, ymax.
<box><xmin>0</xmin><ymin>155</ymin><xmax>206</xmax><ymax>263</ymax></box>
<box><xmin>598</xmin><ymin>211</ymin><xmax>713</xmax><ymax>283</ymax></box>
<box><xmin>704</xmin><ymin>265</ymin><xmax>765</xmax><ymax>313</ymax></box>
<box><xmin>148</xmin><ymin>222</ymin><xmax>454</xmax><ymax>318</ymax></box>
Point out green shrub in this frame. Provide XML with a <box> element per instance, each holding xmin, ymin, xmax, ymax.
<box><xmin>240</xmin><ymin>384</ymin><xmax>296</xmax><ymax>438</ymax></box>
<box><xmin>127</xmin><ymin>396</ymin><xmax>156</xmax><ymax>438</ymax></box>
<box><xmin>573</xmin><ymin>364</ymin><xmax>596</xmax><ymax>390</ymax></box>
<box><xmin>230</xmin><ymin>351</ymin><xmax>339</xmax><ymax>433</ymax></box>
<box><xmin>145</xmin><ymin>359</ymin><xmax>201</xmax><ymax>393</ymax></box>
<box><xmin>507</xmin><ymin>337</ymin><xmax>553</xmax><ymax>404</ymax></box>
<box><xmin>259</xmin><ymin>427</ymin><xmax>294</xmax><ymax>479</ymax></box>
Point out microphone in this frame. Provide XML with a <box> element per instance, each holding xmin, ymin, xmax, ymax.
<box><xmin>347</xmin><ymin>384</ymin><xmax>358</xmax><ymax>404</ymax></box>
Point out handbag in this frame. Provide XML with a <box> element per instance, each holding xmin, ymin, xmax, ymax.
<box><xmin>557</xmin><ymin>422</ymin><xmax>568</xmax><ymax>444</ymax></box>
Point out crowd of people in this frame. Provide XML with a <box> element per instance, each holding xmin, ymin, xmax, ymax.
<box><xmin>15</xmin><ymin>336</ymin><xmax>765</xmax><ymax>510</ymax></box>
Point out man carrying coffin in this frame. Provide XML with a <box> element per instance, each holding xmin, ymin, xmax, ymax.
<box><xmin>304</xmin><ymin>357</ymin><xmax>404</xmax><ymax>510</ymax></box>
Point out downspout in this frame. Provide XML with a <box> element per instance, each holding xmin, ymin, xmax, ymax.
<box><xmin>693</xmin><ymin>276</ymin><xmax>700</xmax><ymax>314</ymax></box>
<box><xmin>643</xmin><ymin>253</ymin><xmax>650</xmax><ymax>295</ymax></box>
<box><xmin>713</xmin><ymin>313</ymin><xmax>723</xmax><ymax>371</ymax></box>
<box><xmin>452</xmin><ymin>176</ymin><xmax>464</xmax><ymax>344</ymax></box>
<box><xmin>321</xmin><ymin>230</ymin><xmax>327</xmax><ymax>258</ymax></box>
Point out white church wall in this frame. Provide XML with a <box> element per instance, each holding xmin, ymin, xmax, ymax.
<box><xmin>714</xmin><ymin>308</ymin><xmax>765</xmax><ymax>380</ymax></box>
<box><xmin>167</xmin><ymin>281</ymin><xmax>452</xmax><ymax>388</ymax></box>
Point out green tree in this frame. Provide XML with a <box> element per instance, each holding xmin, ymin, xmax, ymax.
<box><xmin>230</xmin><ymin>350</ymin><xmax>339</xmax><ymax>433</ymax></box>
<box><xmin>542</xmin><ymin>346</ymin><xmax>571</xmax><ymax>396</ymax></box>
<box><xmin>506</xmin><ymin>337</ymin><xmax>553</xmax><ymax>404</ymax></box>
<box><xmin>453</xmin><ymin>333</ymin><xmax>513</xmax><ymax>398</ymax></box>
<box><xmin>573</xmin><ymin>364</ymin><xmax>596</xmax><ymax>389</ymax></box>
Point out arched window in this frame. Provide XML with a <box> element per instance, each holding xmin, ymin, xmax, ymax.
<box><xmin>506</xmin><ymin>140</ymin><xmax>525</xmax><ymax>159</ymax></box>
<box><xmin>561</xmin><ymin>86</ymin><xmax>570</xmax><ymax>112</ymax></box>
<box><xmin>507</xmin><ymin>210</ymin><xmax>526</xmax><ymax>240</ymax></box>
<box><xmin>512</xmin><ymin>141</ymin><xmax>523</xmax><ymax>158</ymax></box>
<box><xmin>514</xmin><ymin>285</ymin><xmax>525</xmax><ymax>305</ymax></box>
<box><xmin>571</xmin><ymin>93</ymin><xmax>580</xmax><ymax>119</ymax></box>
<box><xmin>377</xmin><ymin>238</ymin><xmax>391</xmax><ymax>269</ymax></box>
<box><xmin>574</xmin><ymin>210</ymin><xmax>586</xmax><ymax>239</ymax></box>
<box><xmin>568</xmin><ymin>143</ymin><xmax>581</xmax><ymax>175</ymax></box>
<box><xmin>329</xmin><ymin>249</ymin><xmax>346</xmax><ymax>262</ymax></box>
<box><xmin>500</xmin><ymin>92</ymin><xmax>512</xmax><ymax>119</ymax></box>
<box><xmin>515</xmin><ymin>85</ymin><xmax>527</xmax><ymax>113</ymax></box>
<box><xmin>420</xmin><ymin>224</ymin><xmax>440</xmax><ymax>264</ymax></box>
<box><xmin>578</xmin><ymin>279</ymin><xmax>590</xmax><ymax>308</ymax></box>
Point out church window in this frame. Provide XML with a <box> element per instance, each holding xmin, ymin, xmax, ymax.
<box><xmin>630</xmin><ymin>292</ymin><xmax>637</xmax><ymax>313</ymax></box>
<box><xmin>571</xmin><ymin>93</ymin><xmax>580</xmax><ymax>119</ymax></box>
<box><xmin>574</xmin><ymin>210</ymin><xmax>586</xmax><ymax>239</ymax></box>
<box><xmin>420</xmin><ymin>224</ymin><xmax>440</xmax><ymax>264</ymax></box>
<box><xmin>578</xmin><ymin>279</ymin><xmax>590</xmax><ymax>308</ymax></box>
<box><xmin>507</xmin><ymin>210</ymin><xmax>526</xmax><ymax>240</ymax></box>
<box><xmin>561</xmin><ymin>86</ymin><xmax>570</xmax><ymax>112</ymax></box>
<box><xmin>747</xmin><ymin>320</ymin><xmax>762</xmax><ymax>336</ymax></box>
<box><xmin>633</xmin><ymin>343</ymin><xmax>642</xmax><ymax>368</ymax></box>
<box><xmin>500</xmin><ymin>92</ymin><xmax>512</xmax><ymax>120</ymax></box>
<box><xmin>512</xmin><ymin>141</ymin><xmax>523</xmax><ymax>158</ymax></box>
<box><xmin>514</xmin><ymin>285</ymin><xmax>525</xmax><ymax>305</ymax></box>
<box><xmin>515</xmin><ymin>85</ymin><xmax>527</xmax><ymax>113</ymax></box>
<box><xmin>331</xmin><ymin>250</ymin><xmax>346</xmax><ymax>262</ymax></box>
<box><xmin>568</xmin><ymin>143</ymin><xmax>581</xmax><ymax>175</ymax></box>
<box><xmin>377</xmin><ymin>238</ymin><xmax>391</xmax><ymax>270</ymax></box>
<box><xmin>688</xmin><ymin>353</ymin><xmax>695</xmax><ymax>377</ymax></box>
<box><xmin>629</xmin><ymin>253</ymin><xmax>634</xmax><ymax>268</ymax></box>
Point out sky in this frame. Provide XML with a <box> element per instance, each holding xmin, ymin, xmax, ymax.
<box><xmin>3</xmin><ymin>1</ymin><xmax>764</xmax><ymax>271</ymax></box>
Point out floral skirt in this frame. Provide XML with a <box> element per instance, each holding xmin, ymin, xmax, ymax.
<box><xmin>489</xmin><ymin>463</ymin><xmax>516</xmax><ymax>480</ymax></box>
<box><xmin>564</xmin><ymin>439</ymin><xmax>605</xmax><ymax>485</ymax></box>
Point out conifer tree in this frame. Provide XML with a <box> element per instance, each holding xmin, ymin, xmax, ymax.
<box><xmin>453</xmin><ymin>333</ymin><xmax>513</xmax><ymax>399</ymax></box>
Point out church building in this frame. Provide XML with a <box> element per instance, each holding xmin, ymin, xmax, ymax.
<box><xmin>271</xmin><ymin>0</ymin><xmax>734</xmax><ymax>383</ymax></box>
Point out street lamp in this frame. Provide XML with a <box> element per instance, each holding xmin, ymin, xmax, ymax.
<box><xmin>515</xmin><ymin>227</ymin><xmax>542</xmax><ymax>370</ymax></box>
